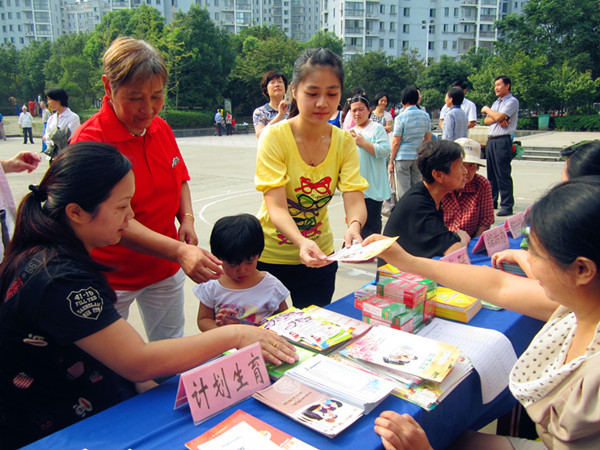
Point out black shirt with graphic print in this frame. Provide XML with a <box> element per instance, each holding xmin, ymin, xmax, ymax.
<box><xmin>0</xmin><ymin>251</ymin><xmax>135</xmax><ymax>449</ymax></box>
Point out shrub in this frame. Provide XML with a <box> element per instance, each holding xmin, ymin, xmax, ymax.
<box><xmin>553</xmin><ymin>115</ymin><xmax>600</xmax><ymax>131</ymax></box>
<box><xmin>159</xmin><ymin>110</ymin><xmax>214</xmax><ymax>129</ymax></box>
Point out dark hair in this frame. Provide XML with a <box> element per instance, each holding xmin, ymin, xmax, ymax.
<box><xmin>495</xmin><ymin>76</ymin><xmax>511</xmax><ymax>90</ymax></box>
<box><xmin>341</xmin><ymin>87</ymin><xmax>366</xmax><ymax>123</ymax></box>
<box><xmin>373</xmin><ymin>92</ymin><xmax>389</xmax><ymax>107</ymax></box>
<box><xmin>45</xmin><ymin>87</ymin><xmax>69</xmax><ymax>107</ymax></box>
<box><xmin>560</xmin><ymin>140</ymin><xmax>600</xmax><ymax>180</ymax></box>
<box><xmin>452</xmin><ymin>80</ymin><xmax>468</xmax><ymax>90</ymax></box>
<box><xmin>0</xmin><ymin>142</ymin><xmax>132</xmax><ymax>305</ymax></box>
<box><xmin>210</xmin><ymin>214</ymin><xmax>264</xmax><ymax>265</ymax></box>
<box><xmin>447</xmin><ymin>87</ymin><xmax>464</xmax><ymax>106</ymax></box>
<box><xmin>401</xmin><ymin>86</ymin><xmax>419</xmax><ymax>106</ymax></box>
<box><xmin>528</xmin><ymin>177</ymin><xmax>600</xmax><ymax>271</ymax></box>
<box><xmin>260</xmin><ymin>70</ymin><xmax>289</xmax><ymax>100</ymax></box>
<box><xmin>292</xmin><ymin>48</ymin><xmax>344</xmax><ymax>92</ymax></box>
<box><xmin>417</xmin><ymin>140</ymin><xmax>465</xmax><ymax>184</ymax></box>
<box><xmin>349</xmin><ymin>94</ymin><xmax>370</xmax><ymax>109</ymax></box>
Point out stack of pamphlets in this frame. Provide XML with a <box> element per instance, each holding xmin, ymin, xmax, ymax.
<box><xmin>261</xmin><ymin>306</ymin><xmax>370</xmax><ymax>354</ymax></box>
<box><xmin>433</xmin><ymin>287</ymin><xmax>483</xmax><ymax>323</ymax></box>
<box><xmin>254</xmin><ymin>355</ymin><xmax>395</xmax><ymax>437</ymax></box>
<box><xmin>339</xmin><ymin>325</ymin><xmax>470</xmax><ymax>410</ymax></box>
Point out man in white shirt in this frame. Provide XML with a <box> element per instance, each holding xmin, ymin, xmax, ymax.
<box><xmin>439</xmin><ymin>80</ymin><xmax>477</xmax><ymax>130</ymax></box>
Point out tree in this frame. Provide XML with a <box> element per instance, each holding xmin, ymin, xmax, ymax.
<box><xmin>496</xmin><ymin>0</ymin><xmax>600</xmax><ymax>78</ymax></box>
<box><xmin>304</xmin><ymin>31</ymin><xmax>344</xmax><ymax>57</ymax></box>
<box><xmin>227</xmin><ymin>37</ymin><xmax>301</xmax><ymax>115</ymax></box>
<box><xmin>17</xmin><ymin>40</ymin><xmax>52</xmax><ymax>104</ymax></box>
<box><xmin>417</xmin><ymin>55</ymin><xmax>471</xmax><ymax>95</ymax></box>
<box><xmin>550</xmin><ymin>63</ymin><xmax>600</xmax><ymax>114</ymax></box>
<box><xmin>172</xmin><ymin>7</ymin><xmax>235</xmax><ymax>110</ymax></box>
<box><xmin>0</xmin><ymin>44</ymin><xmax>22</xmax><ymax>111</ymax></box>
<box><xmin>344</xmin><ymin>51</ymin><xmax>424</xmax><ymax>106</ymax></box>
<box><xmin>44</xmin><ymin>34</ymin><xmax>96</xmax><ymax>112</ymax></box>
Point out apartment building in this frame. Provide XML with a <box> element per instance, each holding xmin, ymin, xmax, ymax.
<box><xmin>322</xmin><ymin>0</ymin><xmax>505</xmax><ymax>61</ymax></box>
<box><xmin>1</xmin><ymin>0</ymin><xmax>527</xmax><ymax>60</ymax></box>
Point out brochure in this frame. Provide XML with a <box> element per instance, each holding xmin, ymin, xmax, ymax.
<box><xmin>341</xmin><ymin>325</ymin><xmax>461</xmax><ymax>383</ymax></box>
<box><xmin>253</xmin><ymin>376</ymin><xmax>365</xmax><ymax>438</ymax></box>
<box><xmin>185</xmin><ymin>409</ymin><xmax>317</xmax><ymax>449</ymax></box>
<box><xmin>327</xmin><ymin>236</ymin><xmax>398</xmax><ymax>262</ymax></box>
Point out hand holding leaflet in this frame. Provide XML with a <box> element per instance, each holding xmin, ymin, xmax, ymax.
<box><xmin>327</xmin><ymin>236</ymin><xmax>398</xmax><ymax>262</ymax></box>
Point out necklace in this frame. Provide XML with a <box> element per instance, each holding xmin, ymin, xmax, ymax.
<box><xmin>130</xmin><ymin>129</ymin><xmax>147</xmax><ymax>137</ymax></box>
<box><xmin>304</xmin><ymin>134</ymin><xmax>326</xmax><ymax>167</ymax></box>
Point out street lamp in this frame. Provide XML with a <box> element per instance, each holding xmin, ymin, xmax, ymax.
<box><xmin>421</xmin><ymin>19</ymin><xmax>434</xmax><ymax>66</ymax></box>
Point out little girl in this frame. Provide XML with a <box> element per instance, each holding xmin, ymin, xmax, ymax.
<box><xmin>195</xmin><ymin>214</ymin><xmax>289</xmax><ymax>331</ymax></box>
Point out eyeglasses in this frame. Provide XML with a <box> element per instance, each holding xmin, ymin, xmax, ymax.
<box><xmin>294</xmin><ymin>176</ymin><xmax>332</xmax><ymax>195</ymax></box>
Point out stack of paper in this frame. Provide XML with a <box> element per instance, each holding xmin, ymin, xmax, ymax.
<box><xmin>433</xmin><ymin>287</ymin><xmax>483</xmax><ymax>323</ymax></box>
<box><xmin>262</xmin><ymin>307</ymin><xmax>364</xmax><ymax>353</ymax></box>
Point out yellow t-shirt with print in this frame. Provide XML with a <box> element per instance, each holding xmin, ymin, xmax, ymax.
<box><xmin>255</xmin><ymin>121</ymin><xmax>369</xmax><ymax>265</ymax></box>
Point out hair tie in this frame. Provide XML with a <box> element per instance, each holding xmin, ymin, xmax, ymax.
<box><xmin>29</xmin><ymin>184</ymin><xmax>47</xmax><ymax>202</ymax></box>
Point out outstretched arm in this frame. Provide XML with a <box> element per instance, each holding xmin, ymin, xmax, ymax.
<box><xmin>364</xmin><ymin>234</ymin><xmax>558</xmax><ymax>321</ymax></box>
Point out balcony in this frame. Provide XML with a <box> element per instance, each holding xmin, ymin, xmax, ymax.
<box><xmin>345</xmin><ymin>27</ymin><xmax>364</xmax><ymax>35</ymax></box>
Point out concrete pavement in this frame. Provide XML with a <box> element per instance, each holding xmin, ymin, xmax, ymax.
<box><xmin>0</xmin><ymin>131</ymin><xmax>586</xmax><ymax>339</ymax></box>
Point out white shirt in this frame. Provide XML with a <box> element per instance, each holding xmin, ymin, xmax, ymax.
<box><xmin>440</xmin><ymin>97</ymin><xmax>477</xmax><ymax>123</ymax></box>
<box><xmin>43</xmin><ymin>108</ymin><xmax>81</xmax><ymax>146</ymax></box>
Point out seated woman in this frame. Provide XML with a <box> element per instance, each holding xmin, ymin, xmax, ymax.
<box><xmin>441</xmin><ymin>138</ymin><xmax>494</xmax><ymax>238</ymax></box>
<box><xmin>382</xmin><ymin>139</ymin><xmax>470</xmax><ymax>258</ymax></box>
<box><xmin>0</xmin><ymin>142</ymin><xmax>297</xmax><ymax>449</ymax></box>
<box><xmin>371</xmin><ymin>176</ymin><xmax>600</xmax><ymax>449</ymax></box>
<box><xmin>493</xmin><ymin>140</ymin><xmax>600</xmax><ymax>277</ymax></box>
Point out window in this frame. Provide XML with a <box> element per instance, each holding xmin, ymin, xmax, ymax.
<box><xmin>390</xmin><ymin>5</ymin><xmax>395</xmax><ymax>14</ymax></box>
<box><xmin>453</xmin><ymin>24</ymin><xmax>458</xmax><ymax>32</ymax></box>
<box><xmin>443</xmin><ymin>40</ymin><xmax>447</xmax><ymax>50</ymax></box>
<box><xmin>444</xmin><ymin>7</ymin><xmax>449</xmax><ymax>17</ymax></box>
<box><xmin>402</xmin><ymin>40</ymin><xmax>409</xmax><ymax>50</ymax></box>
<box><xmin>379</xmin><ymin>38</ymin><xmax>384</xmax><ymax>48</ymax></box>
<box><xmin>389</xmin><ymin>39</ymin><xmax>394</xmax><ymax>48</ymax></box>
<box><xmin>390</xmin><ymin>22</ymin><xmax>395</xmax><ymax>31</ymax></box>
<box><xmin>7</xmin><ymin>12</ymin><xmax>12</xmax><ymax>19</ymax></box>
<box><xmin>443</xmin><ymin>24</ymin><xmax>448</xmax><ymax>32</ymax></box>
<box><xmin>429</xmin><ymin>25</ymin><xmax>435</xmax><ymax>34</ymax></box>
<box><xmin>403</xmin><ymin>24</ymin><xmax>409</xmax><ymax>33</ymax></box>
<box><xmin>379</xmin><ymin>21</ymin><xmax>385</xmax><ymax>31</ymax></box>
<box><xmin>429</xmin><ymin>8</ymin><xmax>435</xmax><ymax>18</ymax></box>
<box><xmin>403</xmin><ymin>7</ymin><xmax>409</xmax><ymax>17</ymax></box>
<box><xmin>454</xmin><ymin>8</ymin><xmax>459</xmax><ymax>17</ymax></box>
<box><xmin>428</xmin><ymin>41</ymin><xmax>434</xmax><ymax>50</ymax></box>
<box><xmin>452</xmin><ymin>41</ymin><xmax>457</xmax><ymax>50</ymax></box>
<box><xmin>379</xmin><ymin>4</ymin><xmax>384</xmax><ymax>13</ymax></box>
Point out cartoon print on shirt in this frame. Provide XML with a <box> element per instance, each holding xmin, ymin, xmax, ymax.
<box><xmin>67</xmin><ymin>287</ymin><xmax>103</xmax><ymax>320</ymax></box>
<box><xmin>23</xmin><ymin>334</ymin><xmax>48</xmax><ymax>347</ymax></box>
<box><xmin>278</xmin><ymin>176</ymin><xmax>333</xmax><ymax>245</ymax></box>
<box><xmin>66</xmin><ymin>362</ymin><xmax>85</xmax><ymax>380</ymax></box>
<box><xmin>72</xmin><ymin>397</ymin><xmax>93</xmax><ymax>418</ymax></box>
<box><xmin>13</xmin><ymin>372</ymin><xmax>34</xmax><ymax>389</ymax></box>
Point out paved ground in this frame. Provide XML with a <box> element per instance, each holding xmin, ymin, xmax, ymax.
<box><xmin>0</xmin><ymin>131</ymin><xmax>593</xmax><ymax>339</ymax></box>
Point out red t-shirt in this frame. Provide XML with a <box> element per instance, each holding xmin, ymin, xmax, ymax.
<box><xmin>71</xmin><ymin>96</ymin><xmax>190</xmax><ymax>290</ymax></box>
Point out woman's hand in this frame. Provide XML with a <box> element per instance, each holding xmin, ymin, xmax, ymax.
<box><xmin>491</xmin><ymin>249</ymin><xmax>534</xmax><ymax>278</ymax></box>
<box><xmin>374</xmin><ymin>411</ymin><xmax>433</xmax><ymax>450</ymax></box>
<box><xmin>388</xmin><ymin>161</ymin><xmax>395</xmax><ymax>174</ymax></box>
<box><xmin>178</xmin><ymin>218</ymin><xmax>198</xmax><ymax>245</ymax></box>
<box><xmin>298</xmin><ymin>238</ymin><xmax>332</xmax><ymax>268</ymax></box>
<box><xmin>344</xmin><ymin>221</ymin><xmax>363</xmax><ymax>248</ymax></box>
<box><xmin>277</xmin><ymin>100</ymin><xmax>289</xmax><ymax>118</ymax></box>
<box><xmin>363</xmin><ymin>234</ymin><xmax>412</xmax><ymax>269</ymax></box>
<box><xmin>176</xmin><ymin>245</ymin><xmax>224</xmax><ymax>283</ymax></box>
<box><xmin>237</xmin><ymin>326</ymin><xmax>298</xmax><ymax>365</ymax></box>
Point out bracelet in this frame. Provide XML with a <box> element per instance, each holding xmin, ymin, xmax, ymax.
<box><xmin>349</xmin><ymin>219</ymin><xmax>362</xmax><ymax>230</ymax></box>
<box><xmin>184</xmin><ymin>213</ymin><xmax>195</xmax><ymax>220</ymax></box>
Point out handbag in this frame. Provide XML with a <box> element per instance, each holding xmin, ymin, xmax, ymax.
<box><xmin>43</xmin><ymin>126</ymin><xmax>72</xmax><ymax>160</ymax></box>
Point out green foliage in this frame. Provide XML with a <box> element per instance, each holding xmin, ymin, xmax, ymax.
<box><xmin>344</xmin><ymin>51</ymin><xmax>424</xmax><ymax>106</ymax></box>
<box><xmin>173</xmin><ymin>6</ymin><xmax>236</xmax><ymax>109</ymax></box>
<box><xmin>517</xmin><ymin>117</ymin><xmax>537</xmax><ymax>130</ymax></box>
<box><xmin>158</xmin><ymin>109</ymin><xmax>214</xmax><ymax>128</ymax></box>
<box><xmin>496</xmin><ymin>0</ymin><xmax>600</xmax><ymax>78</ymax></box>
<box><xmin>304</xmin><ymin>31</ymin><xmax>344</xmax><ymax>57</ymax></box>
<box><xmin>553</xmin><ymin>115</ymin><xmax>600</xmax><ymax>131</ymax></box>
<box><xmin>420</xmin><ymin>88</ymin><xmax>444</xmax><ymax>115</ymax></box>
<box><xmin>417</xmin><ymin>55</ymin><xmax>471</xmax><ymax>94</ymax></box>
<box><xmin>0</xmin><ymin>44</ymin><xmax>21</xmax><ymax>109</ymax></box>
<box><xmin>227</xmin><ymin>36</ymin><xmax>301</xmax><ymax>115</ymax></box>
